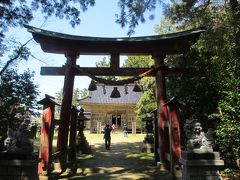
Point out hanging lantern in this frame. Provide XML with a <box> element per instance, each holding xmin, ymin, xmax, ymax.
<box><xmin>124</xmin><ymin>84</ymin><xmax>128</xmax><ymax>94</ymax></box>
<box><xmin>110</xmin><ymin>87</ymin><xmax>121</xmax><ymax>98</ymax></box>
<box><xmin>88</xmin><ymin>80</ymin><xmax>97</xmax><ymax>91</ymax></box>
<box><xmin>103</xmin><ymin>84</ymin><xmax>106</xmax><ymax>94</ymax></box>
<box><xmin>133</xmin><ymin>81</ymin><xmax>142</xmax><ymax>92</ymax></box>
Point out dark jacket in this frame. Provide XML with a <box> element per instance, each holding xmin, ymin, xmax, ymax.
<box><xmin>123</xmin><ymin>125</ymin><xmax>128</xmax><ymax>132</ymax></box>
<box><xmin>104</xmin><ymin>125</ymin><xmax>112</xmax><ymax>139</ymax></box>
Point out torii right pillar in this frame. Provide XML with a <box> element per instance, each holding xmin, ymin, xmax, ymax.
<box><xmin>153</xmin><ymin>54</ymin><xmax>169</xmax><ymax>171</ymax></box>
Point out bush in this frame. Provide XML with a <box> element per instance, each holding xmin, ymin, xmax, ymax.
<box><xmin>214</xmin><ymin>91</ymin><xmax>240</xmax><ymax>165</ymax></box>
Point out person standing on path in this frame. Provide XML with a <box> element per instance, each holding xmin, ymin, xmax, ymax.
<box><xmin>112</xmin><ymin>124</ymin><xmax>116</xmax><ymax>133</ymax></box>
<box><xmin>104</xmin><ymin>124</ymin><xmax>112</xmax><ymax>150</ymax></box>
<box><xmin>123</xmin><ymin>124</ymin><xmax>128</xmax><ymax>138</ymax></box>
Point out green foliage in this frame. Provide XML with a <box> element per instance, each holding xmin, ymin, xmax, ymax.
<box><xmin>0</xmin><ymin>68</ymin><xmax>39</xmax><ymax>150</ymax></box>
<box><xmin>116</xmin><ymin>0</ymin><xmax>160</xmax><ymax>36</ymax></box>
<box><xmin>72</xmin><ymin>88</ymin><xmax>81</xmax><ymax>106</ymax></box>
<box><xmin>122</xmin><ymin>56</ymin><xmax>153</xmax><ymax>67</ymax></box>
<box><xmin>80</xmin><ymin>88</ymin><xmax>89</xmax><ymax>98</ymax></box>
<box><xmin>55</xmin><ymin>88</ymin><xmax>82</xmax><ymax>118</ymax></box>
<box><xmin>166</xmin><ymin>47</ymin><xmax>221</xmax><ymax>123</ymax></box>
<box><xmin>136</xmin><ymin>79</ymin><xmax>156</xmax><ymax>122</ymax></box>
<box><xmin>214</xmin><ymin>91</ymin><xmax>240</xmax><ymax>162</ymax></box>
<box><xmin>154</xmin><ymin>17</ymin><xmax>179</xmax><ymax>34</ymax></box>
<box><xmin>95</xmin><ymin>57</ymin><xmax>117</xmax><ymax>80</ymax></box>
<box><xmin>223</xmin><ymin>168</ymin><xmax>233</xmax><ymax>174</ymax></box>
<box><xmin>95</xmin><ymin>57</ymin><xmax>110</xmax><ymax>67</ymax></box>
<box><xmin>123</xmin><ymin>56</ymin><xmax>156</xmax><ymax>124</ymax></box>
<box><xmin>163</xmin><ymin>0</ymin><xmax>240</xmax><ymax>164</ymax></box>
<box><xmin>0</xmin><ymin>0</ymin><xmax>95</xmax><ymax>35</ymax></box>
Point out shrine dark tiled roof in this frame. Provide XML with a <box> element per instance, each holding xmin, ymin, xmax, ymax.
<box><xmin>79</xmin><ymin>84</ymin><xmax>142</xmax><ymax>104</ymax></box>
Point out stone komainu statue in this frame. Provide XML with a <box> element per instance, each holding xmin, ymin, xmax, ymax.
<box><xmin>184</xmin><ymin>117</ymin><xmax>214</xmax><ymax>151</ymax></box>
<box><xmin>4</xmin><ymin>112</ymin><xmax>34</xmax><ymax>153</ymax></box>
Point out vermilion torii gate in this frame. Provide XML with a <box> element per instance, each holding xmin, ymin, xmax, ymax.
<box><xmin>25</xmin><ymin>25</ymin><xmax>204</xmax><ymax>172</ymax></box>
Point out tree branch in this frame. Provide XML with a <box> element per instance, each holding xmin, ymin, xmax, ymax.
<box><xmin>0</xmin><ymin>38</ymin><xmax>32</xmax><ymax>75</ymax></box>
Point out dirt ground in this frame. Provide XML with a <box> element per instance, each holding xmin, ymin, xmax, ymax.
<box><xmin>47</xmin><ymin>132</ymin><xmax>173</xmax><ymax>180</ymax></box>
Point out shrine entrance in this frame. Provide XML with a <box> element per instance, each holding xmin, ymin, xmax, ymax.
<box><xmin>112</xmin><ymin>114</ymin><xmax>121</xmax><ymax>127</ymax></box>
<box><xmin>25</xmin><ymin>25</ymin><xmax>204</xmax><ymax>177</ymax></box>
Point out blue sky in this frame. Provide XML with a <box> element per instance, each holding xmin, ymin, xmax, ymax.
<box><xmin>15</xmin><ymin>1</ymin><xmax>163</xmax><ymax>99</ymax></box>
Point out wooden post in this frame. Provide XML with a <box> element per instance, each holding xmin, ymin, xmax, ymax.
<box><xmin>110</xmin><ymin>53</ymin><xmax>120</xmax><ymax>68</ymax></box>
<box><xmin>38</xmin><ymin>95</ymin><xmax>57</xmax><ymax>175</ymax></box>
<box><xmin>153</xmin><ymin>110</ymin><xmax>160</xmax><ymax>163</ymax></box>
<box><xmin>57</xmin><ymin>54</ymin><xmax>78</xmax><ymax>162</ymax></box>
<box><xmin>68</xmin><ymin>106</ymin><xmax>78</xmax><ymax>162</ymax></box>
<box><xmin>153</xmin><ymin>54</ymin><xmax>168</xmax><ymax>171</ymax></box>
<box><xmin>97</xmin><ymin>122</ymin><xmax>99</xmax><ymax>135</ymax></box>
<box><xmin>132</xmin><ymin>122</ymin><xmax>136</xmax><ymax>135</ymax></box>
<box><xmin>97</xmin><ymin>121</ymin><xmax>102</xmax><ymax>135</ymax></box>
<box><xmin>165</xmin><ymin>97</ymin><xmax>182</xmax><ymax>177</ymax></box>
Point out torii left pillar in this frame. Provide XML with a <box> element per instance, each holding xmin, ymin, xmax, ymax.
<box><xmin>57</xmin><ymin>54</ymin><xmax>78</xmax><ymax>163</ymax></box>
<box><xmin>154</xmin><ymin>54</ymin><xmax>169</xmax><ymax>171</ymax></box>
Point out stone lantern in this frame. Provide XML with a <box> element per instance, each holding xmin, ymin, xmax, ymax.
<box><xmin>77</xmin><ymin>108</ymin><xmax>91</xmax><ymax>154</ymax></box>
<box><xmin>141</xmin><ymin>113</ymin><xmax>154</xmax><ymax>153</ymax></box>
<box><xmin>145</xmin><ymin>115</ymin><xmax>154</xmax><ymax>134</ymax></box>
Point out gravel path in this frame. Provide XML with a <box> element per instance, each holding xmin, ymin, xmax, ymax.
<box><xmin>72</xmin><ymin>142</ymin><xmax>171</xmax><ymax>180</ymax></box>
<box><xmin>49</xmin><ymin>132</ymin><xmax>173</xmax><ymax>180</ymax></box>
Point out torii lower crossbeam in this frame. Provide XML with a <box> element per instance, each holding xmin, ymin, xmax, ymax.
<box><xmin>40</xmin><ymin>66</ymin><xmax>186</xmax><ymax>77</ymax></box>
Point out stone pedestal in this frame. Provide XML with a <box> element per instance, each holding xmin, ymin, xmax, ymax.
<box><xmin>77</xmin><ymin>134</ymin><xmax>92</xmax><ymax>154</ymax></box>
<box><xmin>179</xmin><ymin>150</ymin><xmax>224</xmax><ymax>180</ymax></box>
<box><xmin>141</xmin><ymin>134</ymin><xmax>154</xmax><ymax>153</ymax></box>
<box><xmin>0</xmin><ymin>152</ymin><xmax>39</xmax><ymax>180</ymax></box>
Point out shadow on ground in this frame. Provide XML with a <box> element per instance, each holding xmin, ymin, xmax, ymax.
<box><xmin>47</xmin><ymin>141</ymin><xmax>173</xmax><ymax>180</ymax></box>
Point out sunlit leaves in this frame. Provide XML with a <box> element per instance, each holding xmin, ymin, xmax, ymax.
<box><xmin>123</xmin><ymin>55</ymin><xmax>156</xmax><ymax>123</ymax></box>
<box><xmin>215</xmin><ymin>91</ymin><xmax>240</xmax><ymax>161</ymax></box>
<box><xmin>116</xmin><ymin>0</ymin><xmax>161</xmax><ymax>36</ymax></box>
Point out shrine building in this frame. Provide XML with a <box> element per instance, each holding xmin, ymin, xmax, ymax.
<box><xmin>79</xmin><ymin>83</ymin><xmax>142</xmax><ymax>133</ymax></box>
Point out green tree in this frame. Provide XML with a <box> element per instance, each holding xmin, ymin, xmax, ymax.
<box><xmin>72</xmin><ymin>88</ymin><xmax>81</xmax><ymax>106</ymax></box>
<box><xmin>123</xmin><ymin>56</ymin><xmax>156</xmax><ymax>124</ymax></box>
<box><xmin>154</xmin><ymin>17</ymin><xmax>178</xmax><ymax>34</ymax></box>
<box><xmin>95</xmin><ymin>57</ymin><xmax>110</xmax><ymax>68</ymax></box>
<box><xmin>80</xmin><ymin>88</ymin><xmax>89</xmax><ymax>98</ymax></box>
<box><xmin>96</xmin><ymin>57</ymin><xmax>117</xmax><ymax>80</ymax></box>
<box><xmin>115</xmin><ymin>0</ymin><xmax>161</xmax><ymax>35</ymax></box>
<box><xmin>160</xmin><ymin>0</ymin><xmax>240</xmax><ymax>164</ymax></box>
<box><xmin>0</xmin><ymin>68</ymin><xmax>39</xmax><ymax>150</ymax></box>
<box><xmin>213</xmin><ymin>91</ymin><xmax>240</xmax><ymax>162</ymax></box>
<box><xmin>122</xmin><ymin>56</ymin><xmax>153</xmax><ymax>68</ymax></box>
<box><xmin>55</xmin><ymin>88</ymin><xmax>82</xmax><ymax>118</ymax></box>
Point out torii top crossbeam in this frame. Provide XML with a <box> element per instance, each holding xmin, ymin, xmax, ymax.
<box><xmin>25</xmin><ymin>25</ymin><xmax>204</xmax><ymax>56</ymax></box>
